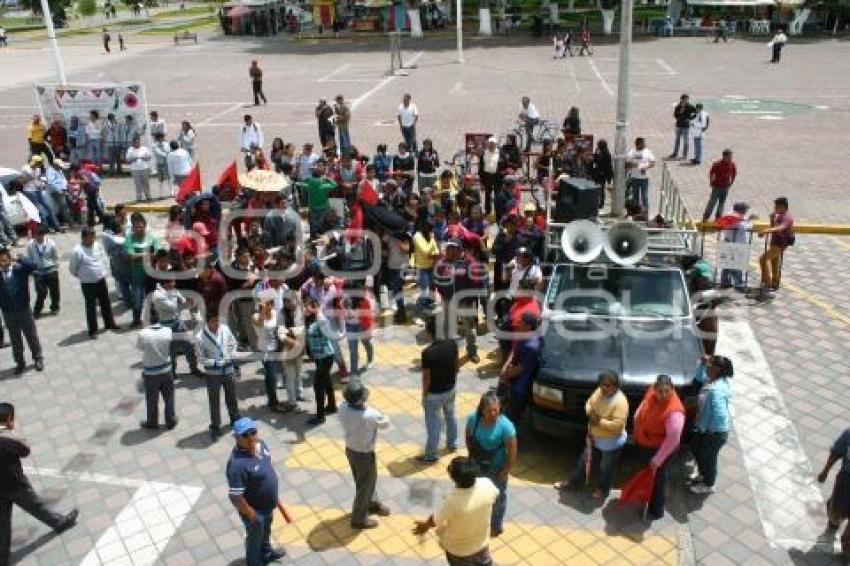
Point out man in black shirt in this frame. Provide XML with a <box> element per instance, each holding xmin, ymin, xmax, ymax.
<box><xmin>417</xmin><ymin>319</ymin><xmax>460</xmax><ymax>463</ymax></box>
<box><xmin>1</xmin><ymin>403</ymin><xmax>78</xmax><ymax>564</ymax></box>
<box><xmin>669</xmin><ymin>94</ymin><xmax>696</xmax><ymax>160</ymax></box>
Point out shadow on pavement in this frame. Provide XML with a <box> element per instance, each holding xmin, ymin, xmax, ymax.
<box><xmin>0</xmin><ymin>366</ymin><xmax>24</xmax><ymax>382</ymax></box>
<box><xmin>306</xmin><ymin>513</ymin><xmax>360</xmax><ymax>551</ymax></box>
<box><xmin>10</xmin><ymin>531</ymin><xmax>58</xmax><ymax>565</ymax></box>
<box><xmin>175</xmin><ymin>429</ymin><xmax>216</xmax><ymax>450</ymax></box>
<box><xmin>788</xmin><ymin>544</ymin><xmax>847</xmax><ymax>566</ymax></box>
<box><xmin>57</xmin><ymin>330</ymin><xmax>91</xmax><ymax>347</ymax></box>
<box><xmin>601</xmin><ymin>499</ymin><xmax>655</xmax><ymax>542</ymax></box>
<box><xmin>120</xmin><ymin>426</ymin><xmax>165</xmax><ymax>446</ymax></box>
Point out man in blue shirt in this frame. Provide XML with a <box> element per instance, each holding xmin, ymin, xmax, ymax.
<box><xmin>499</xmin><ymin>312</ymin><xmax>540</xmax><ymax>425</ymax></box>
<box><xmin>0</xmin><ymin>248</ymin><xmax>43</xmax><ymax>374</ymax></box>
<box><xmin>226</xmin><ymin>417</ymin><xmax>286</xmax><ymax>565</ymax></box>
<box><xmin>818</xmin><ymin>427</ymin><xmax>850</xmax><ymax>561</ymax></box>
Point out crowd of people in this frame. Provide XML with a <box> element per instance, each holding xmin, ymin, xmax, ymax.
<box><xmin>0</xmin><ymin>87</ymin><xmax>826</xmax><ymax>566</ymax></box>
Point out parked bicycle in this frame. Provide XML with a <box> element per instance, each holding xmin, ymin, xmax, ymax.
<box><xmin>510</xmin><ymin>118</ymin><xmax>559</xmax><ymax>153</ymax></box>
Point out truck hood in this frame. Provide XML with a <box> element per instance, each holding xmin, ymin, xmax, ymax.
<box><xmin>540</xmin><ymin>317</ymin><xmax>702</xmax><ymax>389</ymax></box>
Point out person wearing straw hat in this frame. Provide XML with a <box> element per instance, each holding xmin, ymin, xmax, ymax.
<box><xmin>338</xmin><ymin>379</ymin><xmax>391</xmax><ymax>529</ymax></box>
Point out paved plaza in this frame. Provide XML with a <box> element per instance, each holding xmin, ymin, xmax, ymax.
<box><xmin>0</xmin><ymin>25</ymin><xmax>849</xmax><ymax>566</ymax></box>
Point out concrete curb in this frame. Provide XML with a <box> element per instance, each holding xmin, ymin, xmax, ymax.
<box><xmin>694</xmin><ymin>220</ymin><xmax>850</xmax><ymax>235</ymax></box>
<box><xmin>115</xmin><ymin>202</ymin><xmax>850</xmax><ymax>236</ymax></box>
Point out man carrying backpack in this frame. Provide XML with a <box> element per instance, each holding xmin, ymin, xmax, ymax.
<box><xmin>758</xmin><ymin>197</ymin><xmax>794</xmax><ymax>293</ymax></box>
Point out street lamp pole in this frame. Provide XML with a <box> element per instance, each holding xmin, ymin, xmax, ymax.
<box><xmin>456</xmin><ymin>0</ymin><xmax>464</xmax><ymax>63</ymax></box>
<box><xmin>611</xmin><ymin>0</ymin><xmax>632</xmax><ymax>216</ymax></box>
<box><xmin>39</xmin><ymin>0</ymin><xmax>68</xmax><ymax>84</ymax></box>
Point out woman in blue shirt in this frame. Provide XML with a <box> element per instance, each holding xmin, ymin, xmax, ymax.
<box><xmin>465</xmin><ymin>391</ymin><xmax>517</xmax><ymax>537</ymax></box>
<box><xmin>688</xmin><ymin>355</ymin><xmax>733</xmax><ymax>494</ymax></box>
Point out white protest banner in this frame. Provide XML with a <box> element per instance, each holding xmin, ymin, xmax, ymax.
<box><xmin>716</xmin><ymin>240</ymin><xmax>751</xmax><ymax>272</ymax></box>
<box><xmin>35</xmin><ymin>82</ymin><xmax>150</xmax><ymax>138</ymax></box>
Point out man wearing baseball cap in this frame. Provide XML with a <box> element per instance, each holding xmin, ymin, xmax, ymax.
<box><xmin>226</xmin><ymin>417</ymin><xmax>285</xmax><ymax>565</ymax></box>
<box><xmin>434</xmin><ymin>238</ymin><xmax>486</xmax><ymax>363</ymax></box>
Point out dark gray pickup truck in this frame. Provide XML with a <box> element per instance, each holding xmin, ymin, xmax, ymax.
<box><xmin>530</xmin><ymin>262</ymin><xmax>703</xmax><ymax>437</ymax></box>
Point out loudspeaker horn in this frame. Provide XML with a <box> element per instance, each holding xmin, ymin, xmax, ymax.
<box><xmin>560</xmin><ymin>220</ymin><xmax>605</xmax><ymax>263</ymax></box>
<box><xmin>603</xmin><ymin>222</ymin><xmax>648</xmax><ymax>266</ymax></box>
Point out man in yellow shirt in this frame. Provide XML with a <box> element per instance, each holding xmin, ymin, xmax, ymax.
<box><xmin>413</xmin><ymin>456</ymin><xmax>499</xmax><ymax>565</ymax></box>
<box><xmin>27</xmin><ymin>115</ymin><xmax>49</xmax><ymax>160</ymax></box>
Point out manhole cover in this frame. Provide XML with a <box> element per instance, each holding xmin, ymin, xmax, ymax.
<box><xmin>702</xmin><ymin>96</ymin><xmax>813</xmax><ymax>117</ymax></box>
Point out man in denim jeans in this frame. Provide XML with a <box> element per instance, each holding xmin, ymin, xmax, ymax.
<box><xmin>668</xmin><ymin>94</ymin><xmax>695</xmax><ymax>160</ymax></box>
<box><xmin>417</xmin><ymin>318</ymin><xmax>460</xmax><ymax>463</ymax></box>
<box><xmin>226</xmin><ymin>417</ymin><xmax>286</xmax><ymax>566</ymax></box>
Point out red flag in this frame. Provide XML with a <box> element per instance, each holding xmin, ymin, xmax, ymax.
<box><xmin>358</xmin><ymin>179</ymin><xmax>379</xmax><ymax>205</ymax></box>
<box><xmin>277</xmin><ymin>500</ymin><xmax>293</xmax><ymax>524</ymax></box>
<box><xmin>619</xmin><ymin>466</ymin><xmax>656</xmax><ymax>507</ymax></box>
<box><xmin>715</xmin><ymin>214</ymin><xmax>741</xmax><ymax>229</ymax></box>
<box><xmin>347</xmin><ymin>202</ymin><xmax>364</xmax><ymax>243</ymax></box>
<box><xmin>176</xmin><ymin>164</ymin><xmax>201</xmax><ymax>204</ymax></box>
<box><xmin>216</xmin><ymin>160</ymin><xmax>239</xmax><ymax>193</ymax></box>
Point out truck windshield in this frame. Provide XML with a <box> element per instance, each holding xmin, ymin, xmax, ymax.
<box><xmin>546</xmin><ymin>265</ymin><xmax>689</xmax><ymax>317</ymax></box>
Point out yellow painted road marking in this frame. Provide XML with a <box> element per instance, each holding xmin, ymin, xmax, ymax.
<box><xmin>365</xmin><ymin>385</ymin><xmax>481</xmax><ymax>419</ymax></box>
<box><xmin>831</xmin><ymin>236</ymin><xmax>850</xmax><ymax>251</ymax></box>
<box><xmin>747</xmin><ymin>258</ymin><xmax>850</xmax><ymax>327</ymax></box>
<box><xmin>271</xmin><ymin>504</ymin><xmax>677</xmax><ymax>565</ymax></box>
<box><xmin>284</xmin><ymin>436</ymin><xmax>566</xmax><ymax>488</ymax></box>
<box><xmin>370</xmin><ymin>341</ymin><xmax>501</xmax><ymax>371</ymax></box>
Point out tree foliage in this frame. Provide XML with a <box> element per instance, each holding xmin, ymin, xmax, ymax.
<box><xmin>77</xmin><ymin>0</ymin><xmax>96</xmax><ymax>16</ymax></box>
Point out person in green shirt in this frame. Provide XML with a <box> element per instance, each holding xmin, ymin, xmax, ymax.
<box><xmin>303</xmin><ymin>159</ymin><xmax>337</xmax><ymax>238</ymax></box>
<box><xmin>124</xmin><ymin>212</ymin><xmax>159</xmax><ymax>327</ymax></box>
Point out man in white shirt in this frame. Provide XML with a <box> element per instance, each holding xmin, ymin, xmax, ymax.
<box><xmin>479</xmin><ymin>137</ymin><xmax>502</xmax><ymax>215</ymax></box>
<box><xmin>68</xmin><ymin>226</ymin><xmax>117</xmax><ymax>338</ymax></box>
<box><xmin>625</xmin><ymin>137</ymin><xmax>656</xmax><ymax>212</ymax></box>
<box><xmin>519</xmin><ymin>96</ymin><xmax>540</xmax><ymax>151</ymax></box>
<box><xmin>125</xmin><ymin>135</ymin><xmax>152</xmax><ymax>202</ymax></box>
<box><xmin>338</xmin><ymin>380</ymin><xmax>391</xmax><ymax>529</ymax></box>
<box><xmin>507</xmin><ymin>247</ymin><xmax>543</xmax><ymax>296</ymax></box>
<box><xmin>148</xmin><ymin>110</ymin><xmax>167</xmax><ymax>138</ymax></box>
<box><xmin>137</xmin><ymin>321</ymin><xmax>177</xmax><ymax>430</ymax></box>
<box><xmin>413</xmin><ymin>456</ymin><xmax>499</xmax><ymax>564</ymax></box>
<box><xmin>397</xmin><ymin>93</ymin><xmax>419</xmax><ymax>153</ymax></box>
<box><xmin>195</xmin><ymin>311</ymin><xmax>241</xmax><ymax>439</ymax></box>
<box><xmin>295</xmin><ymin>143</ymin><xmax>319</xmax><ymax>181</ymax></box>
<box><xmin>239</xmin><ymin>114</ymin><xmax>264</xmax><ymax>153</ymax></box>
<box><xmin>166</xmin><ymin>140</ymin><xmax>193</xmax><ymax>193</ymax></box>
<box><xmin>770</xmin><ymin>30</ymin><xmax>787</xmax><ymax>63</ymax></box>
<box><xmin>689</xmin><ymin>103</ymin><xmax>710</xmax><ymax>166</ymax></box>
<box><xmin>153</xmin><ymin>269</ymin><xmax>201</xmax><ymax>377</ymax></box>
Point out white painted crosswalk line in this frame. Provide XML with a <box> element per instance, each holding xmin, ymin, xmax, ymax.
<box><xmin>719</xmin><ymin>315</ymin><xmax>833</xmax><ymax>552</ymax></box>
<box><xmin>24</xmin><ymin>466</ymin><xmax>202</xmax><ymax>565</ymax></box>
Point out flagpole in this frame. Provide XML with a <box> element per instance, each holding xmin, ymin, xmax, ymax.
<box><xmin>39</xmin><ymin>0</ymin><xmax>68</xmax><ymax>84</ymax></box>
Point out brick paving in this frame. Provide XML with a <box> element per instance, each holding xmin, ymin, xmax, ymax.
<box><xmin>0</xmin><ymin>29</ymin><xmax>849</xmax><ymax>566</ymax></box>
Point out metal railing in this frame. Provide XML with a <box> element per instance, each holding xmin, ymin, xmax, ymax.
<box><xmin>658</xmin><ymin>161</ymin><xmax>696</xmax><ymax>229</ymax></box>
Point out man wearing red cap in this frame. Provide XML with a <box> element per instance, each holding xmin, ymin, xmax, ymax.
<box><xmin>249</xmin><ymin>60</ymin><xmax>267</xmax><ymax>106</ymax></box>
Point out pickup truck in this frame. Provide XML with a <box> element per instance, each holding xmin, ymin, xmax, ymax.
<box><xmin>530</xmin><ymin>262</ymin><xmax>703</xmax><ymax>437</ymax></box>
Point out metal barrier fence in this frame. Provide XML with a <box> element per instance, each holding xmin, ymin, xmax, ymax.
<box><xmin>658</xmin><ymin>161</ymin><xmax>695</xmax><ymax>229</ymax></box>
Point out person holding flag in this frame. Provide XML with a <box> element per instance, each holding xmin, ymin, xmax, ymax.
<box><xmin>554</xmin><ymin>371</ymin><xmax>628</xmax><ymax>501</ymax></box>
<box><xmin>629</xmin><ymin>375</ymin><xmax>685</xmax><ymax>519</ymax></box>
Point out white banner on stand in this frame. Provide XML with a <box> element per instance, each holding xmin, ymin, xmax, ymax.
<box><xmin>35</xmin><ymin>82</ymin><xmax>150</xmax><ymax>142</ymax></box>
